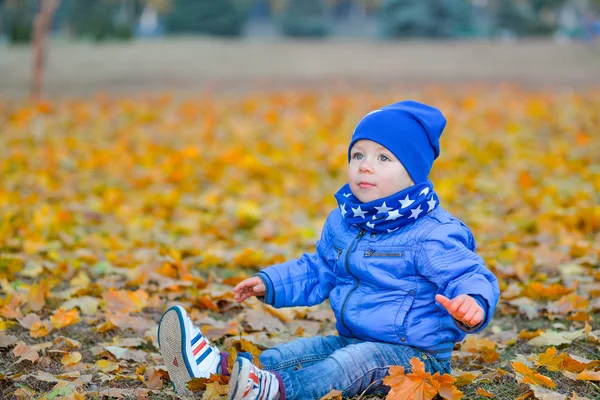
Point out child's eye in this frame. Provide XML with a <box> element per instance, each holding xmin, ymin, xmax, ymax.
<box><xmin>352</xmin><ymin>153</ymin><xmax>363</xmax><ymax>160</ymax></box>
<box><xmin>379</xmin><ymin>155</ymin><xmax>390</xmax><ymax>162</ymax></box>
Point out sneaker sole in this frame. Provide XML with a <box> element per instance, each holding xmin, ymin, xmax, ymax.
<box><xmin>158</xmin><ymin>306</ymin><xmax>194</xmax><ymax>397</ymax></box>
<box><xmin>228</xmin><ymin>358</ymin><xmax>249</xmax><ymax>400</ymax></box>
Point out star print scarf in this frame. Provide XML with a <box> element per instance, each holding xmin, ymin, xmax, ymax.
<box><xmin>333</xmin><ymin>180</ymin><xmax>440</xmax><ymax>234</ymax></box>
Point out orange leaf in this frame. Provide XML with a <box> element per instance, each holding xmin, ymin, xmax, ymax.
<box><xmin>518</xmin><ymin>329</ymin><xmax>544</xmax><ymax>340</ymax></box>
<box><xmin>383</xmin><ymin>359</ymin><xmax>441</xmax><ymax>400</ymax></box>
<box><xmin>576</xmin><ymin>370</ymin><xmax>600</xmax><ymax>381</ymax></box>
<box><xmin>103</xmin><ymin>289</ymin><xmax>148</xmax><ymax>313</ymax></box>
<box><xmin>319</xmin><ymin>390</ymin><xmax>343</xmax><ymax>400</ymax></box>
<box><xmin>50</xmin><ymin>308</ymin><xmax>80</xmax><ymax>329</ymax></box>
<box><xmin>511</xmin><ymin>361</ymin><xmax>556</xmax><ymax>388</ymax></box>
<box><xmin>29</xmin><ymin>321</ymin><xmax>51</xmax><ymax>338</ymax></box>
<box><xmin>476</xmin><ymin>387</ymin><xmax>495</xmax><ymax>398</ymax></box>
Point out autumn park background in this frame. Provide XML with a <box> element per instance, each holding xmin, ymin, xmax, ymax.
<box><xmin>1</xmin><ymin>1</ymin><xmax>600</xmax><ymax>399</ymax></box>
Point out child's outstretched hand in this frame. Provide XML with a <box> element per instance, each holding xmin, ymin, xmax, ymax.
<box><xmin>435</xmin><ymin>294</ymin><xmax>484</xmax><ymax>327</ymax></box>
<box><xmin>234</xmin><ymin>277</ymin><xmax>266</xmax><ymax>303</ymax></box>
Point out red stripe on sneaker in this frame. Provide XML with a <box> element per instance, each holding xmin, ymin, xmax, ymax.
<box><xmin>193</xmin><ymin>339</ymin><xmax>207</xmax><ymax>356</ymax></box>
<box><xmin>249</xmin><ymin>371</ymin><xmax>259</xmax><ymax>385</ymax></box>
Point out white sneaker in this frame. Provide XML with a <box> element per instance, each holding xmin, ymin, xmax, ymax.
<box><xmin>228</xmin><ymin>356</ymin><xmax>280</xmax><ymax>400</ymax></box>
<box><xmin>158</xmin><ymin>305</ymin><xmax>221</xmax><ymax>396</ymax></box>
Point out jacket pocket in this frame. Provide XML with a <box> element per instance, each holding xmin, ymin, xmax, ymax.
<box><xmin>394</xmin><ymin>292</ymin><xmax>416</xmax><ymax>341</ymax></box>
<box><xmin>364</xmin><ymin>249</ymin><xmax>404</xmax><ymax>257</ymax></box>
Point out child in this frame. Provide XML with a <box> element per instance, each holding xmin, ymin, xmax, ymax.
<box><xmin>158</xmin><ymin>100</ymin><xmax>501</xmax><ymax>400</ymax></box>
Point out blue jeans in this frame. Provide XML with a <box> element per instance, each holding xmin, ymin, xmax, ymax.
<box><xmin>258</xmin><ymin>335</ymin><xmax>451</xmax><ymax>400</ymax></box>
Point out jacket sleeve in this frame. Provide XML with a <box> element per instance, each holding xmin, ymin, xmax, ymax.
<box><xmin>417</xmin><ymin>223</ymin><xmax>500</xmax><ymax>334</ymax></box>
<box><xmin>255</xmin><ymin>215</ymin><xmax>337</xmax><ymax>308</ymax></box>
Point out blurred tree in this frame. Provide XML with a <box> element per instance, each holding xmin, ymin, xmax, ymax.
<box><xmin>64</xmin><ymin>0</ymin><xmax>135</xmax><ymax>41</ymax></box>
<box><xmin>378</xmin><ymin>0</ymin><xmax>473</xmax><ymax>38</ymax></box>
<box><xmin>32</xmin><ymin>0</ymin><xmax>60</xmax><ymax>99</ymax></box>
<box><xmin>3</xmin><ymin>0</ymin><xmax>35</xmax><ymax>43</ymax></box>
<box><xmin>280</xmin><ymin>0</ymin><xmax>329</xmax><ymax>37</ymax></box>
<box><xmin>164</xmin><ymin>0</ymin><xmax>245</xmax><ymax>36</ymax></box>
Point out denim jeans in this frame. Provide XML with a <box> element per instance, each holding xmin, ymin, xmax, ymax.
<box><xmin>258</xmin><ymin>335</ymin><xmax>451</xmax><ymax>400</ymax></box>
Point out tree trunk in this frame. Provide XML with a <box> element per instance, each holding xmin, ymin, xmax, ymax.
<box><xmin>32</xmin><ymin>0</ymin><xmax>61</xmax><ymax>100</ymax></box>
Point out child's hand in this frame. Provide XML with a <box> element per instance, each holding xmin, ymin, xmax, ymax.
<box><xmin>435</xmin><ymin>294</ymin><xmax>484</xmax><ymax>327</ymax></box>
<box><xmin>233</xmin><ymin>277</ymin><xmax>266</xmax><ymax>303</ymax></box>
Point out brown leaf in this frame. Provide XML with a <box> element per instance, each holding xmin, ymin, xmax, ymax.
<box><xmin>319</xmin><ymin>390</ymin><xmax>343</xmax><ymax>400</ymax></box>
<box><xmin>13</xmin><ymin>342</ymin><xmax>39</xmax><ymax>363</ymax></box>
<box><xmin>17</xmin><ymin>313</ymin><xmax>41</xmax><ymax>329</ymax></box>
<box><xmin>0</xmin><ymin>334</ymin><xmax>18</xmax><ymax>348</ymax></box>
<box><xmin>242</xmin><ymin>309</ymin><xmax>285</xmax><ymax>332</ymax></box>
<box><xmin>27</xmin><ymin>279</ymin><xmax>50</xmax><ymax>312</ymax></box>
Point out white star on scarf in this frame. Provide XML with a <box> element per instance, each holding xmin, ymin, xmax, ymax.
<box><xmin>409</xmin><ymin>205</ymin><xmax>423</xmax><ymax>219</ymax></box>
<box><xmin>343</xmin><ymin>192</ymin><xmax>352</xmax><ymax>198</ymax></box>
<box><xmin>419</xmin><ymin>187</ymin><xmax>430</xmax><ymax>196</ymax></box>
<box><xmin>427</xmin><ymin>198</ymin><xmax>437</xmax><ymax>212</ymax></box>
<box><xmin>387</xmin><ymin>227</ymin><xmax>399</xmax><ymax>233</ymax></box>
<box><xmin>340</xmin><ymin>203</ymin><xmax>347</xmax><ymax>217</ymax></box>
<box><xmin>386</xmin><ymin>209</ymin><xmax>403</xmax><ymax>221</ymax></box>
<box><xmin>399</xmin><ymin>194</ymin><xmax>415</xmax><ymax>209</ymax></box>
<box><xmin>375</xmin><ymin>202</ymin><xmax>393</xmax><ymax>214</ymax></box>
<box><xmin>352</xmin><ymin>206</ymin><xmax>367</xmax><ymax>218</ymax></box>
<box><xmin>366</xmin><ymin>222</ymin><xmax>375</xmax><ymax>229</ymax></box>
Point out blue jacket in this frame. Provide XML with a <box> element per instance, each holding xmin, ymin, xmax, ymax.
<box><xmin>257</xmin><ymin>206</ymin><xmax>500</xmax><ymax>360</ymax></box>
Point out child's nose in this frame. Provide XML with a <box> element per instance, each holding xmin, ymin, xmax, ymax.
<box><xmin>359</xmin><ymin>159</ymin><xmax>373</xmax><ymax>173</ymax></box>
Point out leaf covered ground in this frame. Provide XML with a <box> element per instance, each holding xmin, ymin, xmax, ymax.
<box><xmin>0</xmin><ymin>87</ymin><xmax>599</xmax><ymax>400</ymax></box>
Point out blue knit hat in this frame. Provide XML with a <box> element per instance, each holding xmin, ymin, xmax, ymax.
<box><xmin>347</xmin><ymin>100</ymin><xmax>447</xmax><ymax>184</ymax></box>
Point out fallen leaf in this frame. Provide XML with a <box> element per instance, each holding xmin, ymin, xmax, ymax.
<box><xmin>0</xmin><ymin>334</ymin><xmax>18</xmax><ymax>348</ymax></box>
<box><xmin>13</xmin><ymin>342</ymin><xmax>39</xmax><ymax>363</ymax></box>
<box><xmin>201</xmin><ymin>381</ymin><xmax>228</xmax><ymax>400</ymax></box>
<box><xmin>319</xmin><ymin>390</ymin><xmax>343</xmax><ymax>399</ymax></box>
<box><xmin>103</xmin><ymin>289</ymin><xmax>148</xmax><ymax>313</ymax></box>
<box><xmin>17</xmin><ymin>313</ymin><xmax>41</xmax><ymax>329</ymax></box>
<box><xmin>61</xmin><ymin>352</ymin><xmax>82</xmax><ymax>366</ymax></box>
<box><xmin>96</xmin><ymin>359</ymin><xmax>120</xmax><ymax>373</ymax></box>
<box><xmin>576</xmin><ymin>370</ymin><xmax>600</xmax><ymax>381</ymax></box>
<box><xmin>50</xmin><ymin>309</ymin><xmax>80</xmax><ymax>330</ymax></box>
<box><xmin>60</xmin><ymin>297</ymin><xmax>100</xmax><ymax>316</ymax></box>
<box><xmin>30</xmin><ymin>321</ymin><xmax>52</xmax><ymax>338</ymax></box>
<box><xmin>476</xmin><ymin>387</ymin><xmax>495</xmax><ymax>398</ymax></box>
<box><xmin>511</xmin><ymin>361</ymin><xmax>556</xmax><ymax>388</ymax></box>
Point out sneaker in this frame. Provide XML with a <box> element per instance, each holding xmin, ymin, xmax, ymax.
<box><xmin>228</xmin><ymin>356</ymin><xmax>280</xmax><ymax>400</ymax></box>
<box><xmin>158</xmin><ymin>305</ymin><xmax>221</xmax><ymax>396</ymax></box>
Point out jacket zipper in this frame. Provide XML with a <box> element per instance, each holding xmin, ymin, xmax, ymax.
<box><xmin>364</xmin><ymin>250</ymin><xmax>403</xmax><ymax>257</ymax></box>
<box><xmin>340</xmin><ymin>229</ymin><xmax>366</xmax><ymax>336</ymax></box>
<box><xmin>334</xmin><ymin>247</ymin><xmax>342</xmax><ymax>260</ymax></box>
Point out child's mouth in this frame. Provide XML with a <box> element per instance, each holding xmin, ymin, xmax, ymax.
<box><xmin>358</xmin><ymin>182</ymin><xmax>375</xmax><ymax>189</ymax></box>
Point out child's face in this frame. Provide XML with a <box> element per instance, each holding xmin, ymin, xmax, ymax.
<box><xmin>348</xmin><ymin>140</ymin><xmax>414</xmax><ymax>203</ymax></box>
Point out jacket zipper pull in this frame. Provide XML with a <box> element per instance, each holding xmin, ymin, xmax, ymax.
<box><xmin>351</xmin><ymin>229</ymin><xmax>366</xmax><ymax>252</ymax></box>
